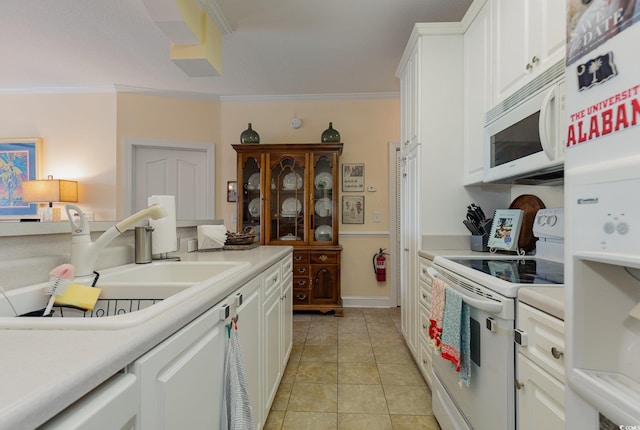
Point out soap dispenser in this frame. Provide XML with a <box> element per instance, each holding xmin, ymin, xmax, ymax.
<box><xmin>135</xmin><ymin>226</ymin><xmax>154</xmax><ymax>264</ymax></box>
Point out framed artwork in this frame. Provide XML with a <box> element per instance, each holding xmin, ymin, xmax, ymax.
<box><xmin>342</xmin><ymin>163</ymin><xmax>364</xmax><ymax>192</ymax></box>
<box><xmin>0</xmin><ymin>138</ymin><xmax>42</xmax><ymax>217</ymax></box>
<box><xmin>342</xmin><ymin>195</ymin><xmax>364</xmax><ymax>224</ymax></box>
<box><xmin>227</xmin><ymin>181</ymin><xmax>237</xmax><ymax>202</ymax></box>
<box><xmin>487</xmin><ymin>209</ymin><xmax>524</xmax><ymax>252</ymax></box>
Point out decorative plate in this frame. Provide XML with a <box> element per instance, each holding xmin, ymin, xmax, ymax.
<box><xmin>248</xmin><ymin>198</ymin><xmax>260</xmax><ymax>218</ymax></box>
<box><xmin>246</xmin><ymin>173</ymin><xmax>260</xmax><ymax>190</ymax></box>
<box><xmin>282</xmin><ymin>172</ymin><xmax>303</xmax><ymax>190</ymax></box>
<box><xmin>281</xmin><ymin>197</ymin><xmax>302</xmax><ymax>215</ymax></box>
<box><xmin>315</xmin><ymin>198</ymin><xmax>332</xmax><ymax>217</ymax></box>
<box><xmin>314</xmin><ymin>172</ymin><xmax>333</xmax><ymax>190</ymax></box>
<box><xmin>279</xmin><ymin>233</ymin><xmax>300</xmax><ymax>241</ymax></box>
<box><xmin>315</xmin><ymin>225</ymin><xmax>332</xmax><ymax>241</ymax></box>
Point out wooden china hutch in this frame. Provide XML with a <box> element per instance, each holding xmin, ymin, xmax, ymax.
<box><xmin>233</xmin><ymin>143</ymin><xmax>343</xmax><ymax>316</ymax></box>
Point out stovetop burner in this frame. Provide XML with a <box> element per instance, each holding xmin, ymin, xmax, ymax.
<box><xmin>445</xmin><ymin>257</ymin><xmax>564</xmax><ymax>285</ymax></box>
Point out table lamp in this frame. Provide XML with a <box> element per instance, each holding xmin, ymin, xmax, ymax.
<box><xmin>22</xmin><ymin>175</ymin><xmax>78</xmax><ymax>222</ymax></box>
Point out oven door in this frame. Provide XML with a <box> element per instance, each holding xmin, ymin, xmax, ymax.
<box><xmin>430</xmin><ymin>267</ymin><xmax>516</xmax><ymax>430</ymax></box>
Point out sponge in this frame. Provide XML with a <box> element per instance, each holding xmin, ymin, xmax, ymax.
<box><xmin>54</xmin><ymin>284</ymin><xmax>102</xmax><ymax>311</ymax></box>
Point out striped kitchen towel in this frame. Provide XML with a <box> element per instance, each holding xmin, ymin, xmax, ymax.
<box><xmin>441</xmin><ymin>286</ymin><xmax>471</xmax><ymax>387</ymax></box>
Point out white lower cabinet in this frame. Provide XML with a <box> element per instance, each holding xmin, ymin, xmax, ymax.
<box><xmin>40</xmin><ymin>373</ymin><xmax>138</xmax><ymax>430</ymax></box>
<box><xmin>262</xmin><ymin>263</ymin><xmax>293</xmax><ymax>420</ymax></box>
<box><xmin>516</xmin><ymin>301</ymin><xmax>565</xmax><ymax>430</ymax></box>
<box><xmin>40</xmin><ymin>254</ymin><xmax>293</xmax><ymax>430</ymax></box>
<box><xmin>131</xmin><ymin>299</ymin><xmax>228</xmax><ymax>430</ymax></box>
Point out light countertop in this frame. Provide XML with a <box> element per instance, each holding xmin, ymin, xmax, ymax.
<box><xmin>0</xmin><ymin>246</ymin><xmax>291</xmax><ymax>430</ymax></box>
<box><xmin>518</xmin><ymin>287</ymin><xmax>565</xmax><ymax>320</ymax></box>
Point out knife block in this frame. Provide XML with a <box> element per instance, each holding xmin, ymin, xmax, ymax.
<box><xmin>470</xmin><ymin>234</ymin><xmax>489</xmax><ymax>252</ymax></box>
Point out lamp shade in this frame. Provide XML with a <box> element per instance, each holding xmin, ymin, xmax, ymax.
<box><xmin>22</xmin><ymin>177</ymin><xmax>78</xmax><ymax>204</ymax></box>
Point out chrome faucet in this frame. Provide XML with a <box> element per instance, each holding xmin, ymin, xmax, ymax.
<box><xmin>65</xmin><ymin>204</ymin><xmax>168</xmax><ymax>280</ymax></box>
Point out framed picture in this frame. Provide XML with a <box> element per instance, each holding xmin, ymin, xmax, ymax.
<box><xmin>0</xmin><ymin>138</ymin><xmax>42</xmax><ymax>217</ymax></box>
<box><xmin>487</xmin><ymin>209</ymin><xmax>524</xmax><ymax>252</ymax></box>
<box><xmin>342</xmin><ymin>195</ymin><xmax>364</xmax><ymax>224</ymax></box>
<box><xmin>342</xmin><ymin>163</ymin><xmax>364</xmax><ymax>192</ymax></box>
<box><xmin>227</xmin><ymin>181</ymin><xmax>237</xmax><ymax>202</ymax></box>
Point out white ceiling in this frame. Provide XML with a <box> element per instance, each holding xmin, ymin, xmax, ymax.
<box><xmin>0</xmin><ymin>0</ymin><xmax>472</xmax><ymax>99</ymax></box>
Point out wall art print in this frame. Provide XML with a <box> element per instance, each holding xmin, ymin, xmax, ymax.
<box><xmin>0</xmin><ymin>138</ymin><xmax>42</xmax><ymax>217</ymax></box>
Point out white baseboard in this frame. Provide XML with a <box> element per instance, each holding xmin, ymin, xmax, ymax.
<box><xmin>341</xmin><ymin>296</ymin><xmax>395</xmax><ymax>308</ymax></box>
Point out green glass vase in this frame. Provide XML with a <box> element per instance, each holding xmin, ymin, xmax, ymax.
<box><xmin>321</xmin><ymin>122</ymin><xmax>340</xmax><ymax>143</ymax></box>
<box><xmin>240</xmin><ymin>123</ymin><xmax>260</xmax><ymax>144</ymax></box>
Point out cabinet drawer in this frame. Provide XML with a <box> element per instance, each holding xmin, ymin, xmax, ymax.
<box><xmin>282</xmin><ymin>255</ymin><xmax>293</xmax><ymax>275</ymax></box>
<box><xmin>418</xmin><ymin>258</ymin><xmax>433</xmax><ymax>284</ymax></box>
<box><xmin>517</xmin><ymin>302</ymin><xmax>565</xmax><ymax>383</ymax></box>
<box><xmin>293</xmin><ymin>277</ymin><xmax>309</xmax><ymax>288</ymax></box>
<box><xmin>419</xmin><ymin>280</ymin><xmax>432</xmax><ymax>311</ymax></box>
<box><xmin>418</xmin><ymin>303</ymin><xmax>431</xmax><ymax>343</ymax></box>
<box><xmin>294</xmin><ymin>264</ymin><xmax>309</xmax><ymax>276</ymax></box>
<box><xmin>309</xmin><ymin>252</ymin><xmax>338</xmax><ymax>265</ymax></box>
<box><xmin>263</xmin><ymin>265</ymin><xmax>281</xmax><ymax>298</ymax></box>
<box><xmin>293</xmin><ymin>287</ymin><xmax>310</xmax><ymax>305</ymax></box>
<box><xmin>293</xmin><ymin>252</ymin><xmax>309</xmax><ymax>264</ymax></box>
<box><xmin>419</xmin><ymin>342</ymin><xmax>433</xmax><ymax>388</ymax></box>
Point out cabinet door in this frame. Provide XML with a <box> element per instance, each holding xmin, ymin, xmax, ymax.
<box><xmin>263</xmin><ymin>285</ymin><xmax>282</xmax><ymax>417</ymax></box>
<box><xmin>492</xmin><ymin>0</ymin><xmax>531</xmax><ymax>103</ymax></box>
<box><xmin>492</xmin><ymin>0</ymin><xmax>566</xmax><ymax>105</ymax></box>
<box><xmin>463</xmin><ymin>1</ymin><xmax>491</xmax><ymax>185</ymax></box>
<box><xmin>265</xmin><ymin>153</ymin><xmax>308</xmax><ymax>244</ymax></box>
<box><xmin>235</xmin><ymin>278</ymin><xmax>262</xmax><ymax>428</ymax></box>
<box><xmin>310</xmin><ymin>265</ymin><xmax>339</xmax><ymax>304</ymax></box>
<box><xmin>40</xmin><ymin>374</ymin><xmax>138</xmax><ymax>430</ymax></box>
<box><xmin>238</xmin><ymin>154</ymin><xmax>264</xmax><ymax>241</ymax></box>
<box><xmin>517</xmin><ymin>354</ymin><xmax>565</xmax><ymax>430</ymax></box>
<box><xmin>309</xmin><ymin>152</ymin><xmax>338</xmax><ymax>245</ymax></box>
<box><xmin>132</xmin><ymin>305</ymin><xmax>226</xmax><ymax>430</ymax></box>
<box><xmin>400</xmin><ymin>145</ymin><xmax>420</xmax><ymax>356</ymax></box>
<box><xmin>281</xmin><ymin>273</ymin><xmax>293</xmax><ymax>369</ymax></box>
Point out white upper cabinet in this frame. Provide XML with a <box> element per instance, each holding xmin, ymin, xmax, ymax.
<box><xmin>491</xmin><ymin>0</ymin><xmax>566</xmax><ymax>106</ymax></box>
<box><xmin>463</xmin><ymin>0</ymin><xmax>491</xmax><ymax>185</ymax></box>
<box><xmin>398</xmin><ymin>41</ymin><xmax>421</xmax><ymax>150</ymax></box>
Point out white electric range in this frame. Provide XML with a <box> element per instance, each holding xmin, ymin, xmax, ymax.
<box><xmin>429</xmin><ymin>208</ymin><xmax>564</xmax><ymax>430</ymax></box>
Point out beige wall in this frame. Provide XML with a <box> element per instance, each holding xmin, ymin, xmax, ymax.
<box><xmin>0</xmin><ymin>92</ymin><xmax>117</xmax><ymax>219</ymax></box>
<box><xmin>116</xmin><ymin>92</ymin><xmax>221</xmax><ymax>219</ymax></box>
<box><xmin>219</xmin><ymin>97</ymin><xmax>400</xmax><ymax>301</ymax></box>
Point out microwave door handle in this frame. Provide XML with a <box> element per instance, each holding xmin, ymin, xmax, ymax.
<box><xmin>427</xmin><ymin>268</ymin><xmax>504</xmax><ymax>314</ymax></box>
<box><xmin>539</xmin><ymin>85</ymin><xmax>557</xmax><ymax>160</ymax></box>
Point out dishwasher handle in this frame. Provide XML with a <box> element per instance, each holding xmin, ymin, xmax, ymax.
<box><xmin>427</xmin><ymin>267</ymin><xmax>504</xmax><ymax>314</ymax></box>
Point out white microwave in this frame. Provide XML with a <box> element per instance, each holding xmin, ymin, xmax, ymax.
<box><xmin>484</xmin><ymin>79</ymin><xmax>565</xmax><ymax>185</ymax></box>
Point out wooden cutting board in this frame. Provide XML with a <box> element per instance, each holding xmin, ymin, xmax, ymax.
<box><xmin>509</xmin><ymin>194</ymin><xmax>545</xmax><ymax>252</ymax></box>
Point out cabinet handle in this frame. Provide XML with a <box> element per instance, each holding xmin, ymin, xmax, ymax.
<box><xmin>551</xmin><ymin>347</ymin><xmax>564</xmax><ymax>359</ymax></box>
<box><xmin>525</xmin><ymin>56</ymin><xmax>539</xmax><ymax>71</ymax></box>
<box><xmin>514</xmin><ymin>379</ymin><xmax>525</xmax><ymax>390</ymax></box>
<box><xmin>272</xmin><ymin>275</ymin><xmax>278</xmax><ymax>283</ymax></box>
<box><xmin>294</xmin><ymin>255</ymin><xmax>302</xmax><ymax>261</ymax></box>
<box><xmin>422</xmin><ymin>293</ymin><xmax>427</xmax><ymax>300</ymax></box>
<box><xmin>318</xmin><ymin>254</ymin><xmax>328</xmax><ymax>262</ymax></box>
<box><xmin>296</xmin><ymin>293</ymin><xmax>307</xmax><ymax>300</ymax></box>
<box><xmin>297</xmin><ymin>268</ymin><xmax>306</xmax><ymax>274</ymax></box>
<box><xmin>422</xmin><ymin>323</ymin><xmax>428</xmax><ymax>330</ymax></box>
<box><xmin>297</xmin><ymin>280</ymin><xmax>307</xmax><ymax>286</ymax></box>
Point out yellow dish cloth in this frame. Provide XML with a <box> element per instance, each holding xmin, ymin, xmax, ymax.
<box><xmin>54</xmin><ymin>284</ymin><xmax>102</xmax><ymax>311</ymax></box>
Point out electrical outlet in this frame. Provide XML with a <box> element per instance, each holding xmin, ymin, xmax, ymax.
<box><xmin>231</xmin><ymin>213</ymin><xmax>237</xmax><ymax>224</ymax></box>
<box><xmin>373</xmin><ymin>211</ymin><xmax>381</xmax><ymax>222</ymax></box>
<box><xmin>367</xmin><ymin>185</ymin><xmax>376</xmax><ymax>192</ymax></box>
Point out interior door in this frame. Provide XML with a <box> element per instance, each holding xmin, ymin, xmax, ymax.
<box><xmin>123</xmin><ymin>138</ymin><xmax>215</xmax><ymax>220</ymax></box>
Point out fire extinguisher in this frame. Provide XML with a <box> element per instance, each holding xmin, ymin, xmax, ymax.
<box><xmin>372</xmin><ymin>248</ymin><xmax>388</xmax><ymax>282</ymax></box>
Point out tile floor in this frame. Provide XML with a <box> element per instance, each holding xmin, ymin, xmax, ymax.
<box><xmin>264</xmin><ymin>307</ymin><xmax>442</xmax><ymax>430</ymax></box>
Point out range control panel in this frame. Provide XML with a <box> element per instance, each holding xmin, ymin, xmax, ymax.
<box><xmin>573</xmin><ymin>178</ymin><xmax>639</xmax><ymax>253</ymax></box>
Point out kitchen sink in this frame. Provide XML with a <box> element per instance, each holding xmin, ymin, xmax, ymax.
<box><xmin>0</xmin><ymin>260</ymin><xmax>250</xmax><ymax>330</ymax></box>
<box><xmin>97</xmin><ymin>261</ymin><xmax>244</xmax><ymax>284</ymax></box>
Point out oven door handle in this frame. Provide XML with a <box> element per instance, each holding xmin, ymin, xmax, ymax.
<box><xmin>427</xmin><ymin>267</ymin><xmax>503</xmax><ymax>314</ymax></box>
